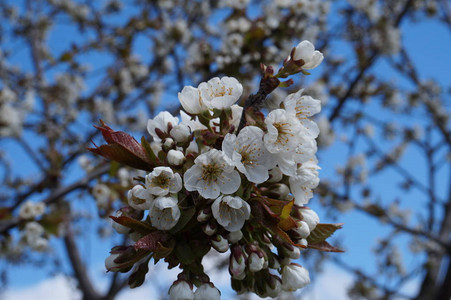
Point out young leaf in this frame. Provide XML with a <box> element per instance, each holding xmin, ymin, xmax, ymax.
<box><xmin>88</xmin><ymin>121</ymin><xmax>153</xmax><ymax>170</ymax></box>
<box><xmin>307</xmin><ymin>223</ymin><xmax>343</xmax><ymax>244</ymax></box>
<box><xmin>308</xmin><ymin>241</ymin><xmax>344</xmax><ymax>252</ymax></box>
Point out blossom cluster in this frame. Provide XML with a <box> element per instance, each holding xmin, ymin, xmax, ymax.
<box><xmin>92</xmin><ymin>41</ymin><xmax>341</xmax><ymax>299</ymax></box>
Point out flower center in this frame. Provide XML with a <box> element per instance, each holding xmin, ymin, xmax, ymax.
<box><xmin>202</xmin><ymin>163</ymin><xmax>222</xmax><ymax>183</ymax></box>
<box><xmin>274</xmin><ymin>122</ymin><xmax>293</xmax><ymax>145</ymax></box>
<box><xmin>151</xmin><ymin>174</ymin><xmax>170</xmax><ymax>189</ymax></box>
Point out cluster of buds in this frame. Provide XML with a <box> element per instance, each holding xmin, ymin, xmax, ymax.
<box><xmin>91</xmin><ymin>40</ymin><xmax>342</xmax><ymax>299</ymax></box>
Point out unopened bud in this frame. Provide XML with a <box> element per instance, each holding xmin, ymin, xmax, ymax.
<box><xmin>268</xmin><ymin>167</ymin><xmax>283</xmax><ymax>182</ymax></box>
<box><xmin>211</xmin><ymin>234</ymin><xmax>229</xmax><ymax>253</ymax></box>
<box><xmin>167</xmin><ymin>149</ymin><xmax>185</xmax><ymax>166</ymax></box>
<box><xmin>270</xmin><ymin>183</ymin><xmax>290</xmax><ymax>199</ymax></box>
<box><xmin>197</xmin><ymin>207</ymin><xmax>212</xmax><ymax>222</ymax></box>
<box><xmin>203</xmin><ymin>222</ymin><xmax>217</xmax><ymax>236</ymax></box>
<box><xmin>227</xmin><ymin>230</ymin><xmax>243</xmax><ymax>244</ymax></box>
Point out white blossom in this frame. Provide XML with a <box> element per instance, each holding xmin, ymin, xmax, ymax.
<box><xmin>211</xmin><ymin>195</ymin><xmax>250</xmax><ymax>232</ymax></box>
<box><xmin>92</xmin><ymin>183</ymin><xmax>111</xmax><ymax>209</ymax></box>
<box><xmin>105</xmin><ymin>253</ymin><xmax>122</xmax><ymax>272</ymax></box>
<box><xmin>248</xmin><ymin>252</ymin><xmax>265</xmax><ymax>272</ymax></box>
<box><xmin>289</xmin><ymin>158</ymin><xmax>320</xmax><ymax>205</ymax></box>
<box><xmin>227</xmin><ymin>230</ymin><xmax>243</xmax><ymax>244</ymax></box>
<box><xmin>281</xmin><ymin>263</ymin><xmax>310</xmax><ymax>291</ymax></box>
<box><xmin>293</xmin><ymin>221</ymin><xmax>310</xmax><ymax>239</ymax></box>
<box><xmin>111</xmin><ymin>210</ymin><xmax>130</xmax><ymax>234</ymax></box>
<box><xmin>292</xmin><ymin>40</ymin><xmax>324</xmax><ymax>69</ymax></box>
<box><xmin>198</xmin><ymin>77</ymin><xmax>243</xmax><ymax>110</ymax></box>
<box><xmin>223</xmin><ymin>126</ymin><xmax>274</xmax><ymax>183</ymax></box>
<box><xmin>283</xmin><ymin>89</ymin><xmax>321</xmax><ymax>138</ymax></box>
<box><xmin>229</xmin><ymin>252</ymin><xmax>246</xmax><ymax>279</ymax></box>
<box><xmin>170</xmin><ymin>123</ymin><xmax>191</xmax><ymax>142</ymax></box>
<box><xmin>19</xmin><ymin>201</ymin><xmax>45</xmax><ymax>219</ymax></box>
<box><xmin>169</xmin><ymin>281</ymin><xmax>194</xmax><ymax>300</ymax></box>
<box><xmin>150</xmin><ymin>196</ymin><xmax>180</xmax><ymax>230</ymax></box>
<box><xmin>178</xmin><ymin>86</ymin><xmax>208</xmax><ymax>115</ymax></box>
<box><xmin>147</xmin><ymin>111</ymin><xmax>179</xmax><ymax>142</ymax></box>
<box><xmin>184</xmin><ymin>149</ymin><xmax>241</xmax><ymax>199</ymax></box>
<box><xmin>167</xmin><ymin>149</ymin><xmax>186</xmax><ymax>166</ymax></box>
<box><xmin>145</xmin><ymin>167</ymin><xmax>182</xmax><ymax>196</ymax></box>
<box><xmin>300</xmin><ymin>207</ymin><xmax>320</xmax><ymax>231</ymax></box>
<box><xmin>194</xmin><ymin>283</ymin><xmax>221</xmax><ymax>300</ymax></box>
<box><xmin>211</xmin><ymin>234</ymin><xmax>229</xmax><ymax>252</ymax></box>
<box><xmin>29</xmin><ymin>237</ymin><xmax>49</xmax><ymax>252</ymax></box>
<box><xmin>264</xmin><ymin>109</ymin><xmax>303</xmax><ymax>154</ymax></box>
<box><xmin>127</xmin><ymin>185</ymin><xmax>154</xmax><ymax>210</ymax></box>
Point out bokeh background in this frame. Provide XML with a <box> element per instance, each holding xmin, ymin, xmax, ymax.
<box><xmin>0</xmin><ymin>0</ymin><xmax>450</xmax><ymax>299</ymax></box>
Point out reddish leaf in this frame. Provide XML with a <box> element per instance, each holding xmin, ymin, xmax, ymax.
<box><xmin>134</xmin><ymin>231</ymin><xmax>170</xmax><ymax>252</ymax></box>
<box><xmin>308</xmin><ymin>241</ymin><xmax>344</xmax><ymax>252</ymax></box>
<box><xmin>88</xmin><ymin>121</ymin><xmax>153</xmax><ymax>170</ymax></box>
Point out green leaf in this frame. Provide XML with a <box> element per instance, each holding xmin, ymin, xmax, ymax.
<box><xmin>110</xmin><ymin>216</ymin><xmax>153</xmax><ymax>234</ymax></box>
<box><xmin>174</xmin><ymin>241</ymin><xmax>196</xmax><ymax>265</ymax></box>
<box><xmin>169</xmin><ymin>206</ymin><xmax>196</xmax><ymax>234</ymax></box>
<box><xmin>141</xmin><ymin>136</ymin><xmax>159</xmax><ymax>164</ymax></box>
<box><xmin>307</xmin><ymin>223</ymin><xmax>343</xmax><ymax>244</ymax></box>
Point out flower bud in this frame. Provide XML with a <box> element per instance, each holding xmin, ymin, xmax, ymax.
<box><xmin>268</xmin><ymin>167</ymin><xmax>283</xmax><ymax>182</ymax></box>
<box><xmin>300</xmin><ymin>207</ymin><xmax>320</xmax><ymax>231</ymax></box>
<box><xmin>169</xmin><ymin>280</ymin><xmax>194</xmax><ymax>300</ymax></box>
<box><xmin>211</xmin><ymin>234</ymin><xmax>229</xmax><ymax>253</ymax></box>
<box><xmin>202</xmin><ymin>222</ymin><xmax>217</xmax><ymax>236</ymax></box>
<box><xmin>127</xmin><ymin>185</ymin><xmax>154</xmax><ymax>210</ymax></box>
<box><xmin>111</xmin><ymin>210</ymin><xmax>130</xmax><ymax>234</ymax></box>
<box><xmin>105</xmin><ymin>253</ymin><xmax>122</xmax><ymax>272</ymax></box>
<box><xmin>229</xmin><ymin>248</ymin><xmax>246</xmax><ymax>279</ymax></box>
<box><xmin>194</xmin><ymin>283</ymin><xmax>220</xmax><ymax>300</ymax></box>
<box><xmin>270</xmin><ymin>183</ymin><xmax>290</xmax><ymax>199</ymax></box>
<box><xmin>293</xmin><ymin>221</ymin><xmax>310</xmax><ymax>239</ymax></box>
<box><xmin>197</xmin><ymin>207</ymin><xmax>212</xmax><ymax>222</ymax></box>
<box><xmin>281</xmin><ymin>263</ymin><xmax>310</xmax><ymax>291</ymax></box>
<box><xmin>167</xmin><ymin>149</ymin><xmax>186</xmax><ymax>166</ymax></box>
<box><xmin>264</xmin><ymin>275</ymin><xmax>282</xmax><ymax>298</ymax></box>
<box><xmin>170</xmin><ymin>124</ymin><xmax>191</xmax><ymax>142</ymax></box>
<box><xmin>248</xmin><ymin>252</ymin><xmax>265</xmax><ymax>272</ymax></box>
<box><xmin>185</xmin><ymin>140</ymin><xmax>199</xmax><ymax>155</ymax></box>
<box><xmin>227</xmin><ymin>230</ymin><xmax>243</xmax><ymax>244</ymax></box>
<box><xmin>279</xmin><ymin>242</ymin><xmax>300</xmax><ymax>259</ymax></box>
<box><xmin>163</xmin><ymin>137</ymin><xmax>175</xmax><ymax>151</ymax></box>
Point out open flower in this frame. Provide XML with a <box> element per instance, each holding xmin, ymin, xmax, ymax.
<box><xmin>292</xmin><ymin>40</ymin><xmax>324</xmax><ymax>69</ymax></box>
<box><xmin>283</xmin><ymin>89</ymin><xmax>321</xmax><ymax>138</ymax></box>
<box><xmin>198</xmin><ymin>77</ymin><xmax>243</xmax><ymax>110</ymax></box>
<box><xmin>289</xmin><ymin>158</ymin><xmax>320</xmax><ymax>205</ymax></box>
<box><xmin>147</xmin><ymin>111</ymin><xmax>179</xmax><ymax>142</ymax></box>
<box><xmin>281</xmin><ymin>263</ymin><xmax>310</xmax><ymax>291</ymax></box>
<box><xmin>145</xmin><ymin>167</ymin><xmax>182</xmax><ymax>196</ymax></box>
<box><xmin>211</xmin><ymin>195</ymin><xmax>250</xmax><ymax>232</ymax></box>
<box><xmin>127</xmin><ymin>185</ymin><xmax>154</xmax><ymax>210</ymax></box>
<box><xmin>223</xmin><ymin>126</ymin><xmax>274</xmax><ymax>183</ymax></box>
<box><xmin>149</xmin><ymin>196</ymin><xmax>181</xmax><ymax>230</ymax></box>
<box><xmin>264</xmin><ymin>109</ymin><xmax>303</xmax><ymax>154</ymax></box>
<box><xmin>184</xmin><ymin>149</ymin><xmax>241</xmax><ymax>199</ymax></box>
<box><xmin>178</xmin><ymin>85</ymin><xmax>208</xmax><ymax>115</ymax></box>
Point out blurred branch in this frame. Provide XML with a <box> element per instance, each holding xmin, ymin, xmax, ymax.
<box><xmin>0</xmin><ymin>163</ymin><xmax>110</xmax><ymax>234</ymax></box>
